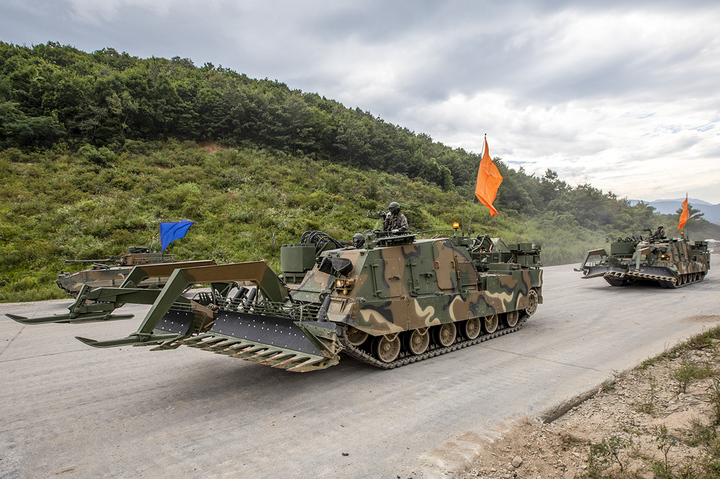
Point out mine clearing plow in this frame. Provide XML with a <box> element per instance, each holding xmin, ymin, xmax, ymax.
<box><xmin>10</xmin><ymin>261</ymin><xmax>339</xmax><ymax>372</ymax></box>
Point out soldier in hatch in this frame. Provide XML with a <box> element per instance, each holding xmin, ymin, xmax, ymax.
<box><xmin>352</xmin><ymin>233</ymin><xmax>365</xmax><ymax>249</ymax></box>
<box><xmin>651</xmin><ymin>226</ymin><xmax>666</xmax><ymax>241</ymax></box>
<box><xmin>383</xmin><ymin>202</ymin><xmax>408</xmax><ymax>235</ymax></box>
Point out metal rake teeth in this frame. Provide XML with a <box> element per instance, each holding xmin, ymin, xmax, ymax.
<box><xmin>182</xmin><ymin>332</ymin><xmax>332</xmax><ymax>371</ymax></box>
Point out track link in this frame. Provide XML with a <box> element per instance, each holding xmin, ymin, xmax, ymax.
<box><xmin>603</xmin><ymin>271</ymin><xmax>707</xmax><ymax>288</ymax></box>
<box><xmin>339</xmin><ymin>318</ymin><xmax>528</xmax><ymax>370</ymax></box>
<box><xmin>659</xmin><ymin>271</ymin><xmax>707</xmax><ymax>288</ymax></box>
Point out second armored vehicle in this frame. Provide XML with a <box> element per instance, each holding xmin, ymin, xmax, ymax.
<box><xmin>11</xmin><ymin>228</ymin><xmax>543</xmax><ymax>372</ymax></box>
<box><xmin>56</xmin><ymin>246</ymin><xmax>214</xmax><ymax>296</ymax></box>
<box><xmin>577</xmin><ymin>233</ymin><xmax>710</xmax><ymax>288</ymax></box>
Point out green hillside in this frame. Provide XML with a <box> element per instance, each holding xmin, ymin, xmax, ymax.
<box><xmin>1</xmin><ymin>42</ymin><xmax>718</xmax><ymax>302</ymax></box>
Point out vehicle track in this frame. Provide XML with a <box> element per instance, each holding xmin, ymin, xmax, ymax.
<box><xmin>339</xmin><ymin>317</ymin><xmax>527</xmax><ymax>369</ymax></box>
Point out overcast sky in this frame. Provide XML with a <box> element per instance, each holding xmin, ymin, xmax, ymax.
<box><xmin>2</xmin><ymin>0</ymin><xmax>720</xmax><ymax>204</ymax></box>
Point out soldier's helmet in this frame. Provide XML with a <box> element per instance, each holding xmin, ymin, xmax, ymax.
<box><xmin>352</xmin><ymin>233</ymin><xmax>365</xmax><ymax>248</ymax></box>
<box><xmin>658</xmin><ymin>226</ymin><xmax>664</xmax><ymax>229</ymax></box>
<box><xmin>388</xmin><ymin>202</ymin><xmax>400</xmax><ymax>214</ymax></box>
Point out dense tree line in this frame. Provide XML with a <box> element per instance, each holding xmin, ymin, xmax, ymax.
<box><xmin>0</xmin><ymin>42</ymin><xmax>462</xmax><ymax>189</ymax></box>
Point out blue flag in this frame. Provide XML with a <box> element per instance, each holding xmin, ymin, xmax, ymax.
<box><xmin>160</xmin><ymin>221</ymin><xmax>195</xmax><ymax>252</ymax></box>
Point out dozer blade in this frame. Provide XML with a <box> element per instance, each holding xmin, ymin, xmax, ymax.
<box><xmin>6</xmin><ymin>312</ymin><xmax>135</xmax><ymax>325</ymax></box>
<box><xmin>162</xmin><ymin>310</ymin><xmax>341</xmax><ymax>372</ymax></box>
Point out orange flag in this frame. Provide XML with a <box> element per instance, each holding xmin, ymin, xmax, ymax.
<box><xmin>678</xmin><ymin>194</ymin><xmax>689</xmax><ymax>230</ymax></box>
<box><xmin>475</xmin><ymin>137</ymin><xmax>503</xmax><ymax>216</ymax></box>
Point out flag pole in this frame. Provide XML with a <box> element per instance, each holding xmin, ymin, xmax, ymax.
<box><xmin>466</xmin><ymin>133</ymin><xmax>487</xmax><ymax>236</ymax></box>
<box><xmin>467</xmin><ymin>197</ymin><xmax>476</xmax><ymax>236</ymax></box>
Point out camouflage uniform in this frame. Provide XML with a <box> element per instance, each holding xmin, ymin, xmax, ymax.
<box><xmin>383</xmin><ymin>211</ymin><xmax>408</xmax><ymax>234</ymax></box>
<box><xmin>651</xmin><ymin>226</ymin><xmax>666</xmax><ymax>241</ymax></box>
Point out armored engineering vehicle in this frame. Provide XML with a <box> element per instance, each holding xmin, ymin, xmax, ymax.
<box><xmin>9</xmin><ymin>229</ymin><xmax>543</xmax><ymax>372</ymax></box>
<box><xmin>577</xmin><ymin>233</ymin><xmax>710</xmax><ymax>288</ymax></box>
<box><xmin>57</xmin><ymin>246</ymin><xmax>214</xmax><ymax>296</ymax></box>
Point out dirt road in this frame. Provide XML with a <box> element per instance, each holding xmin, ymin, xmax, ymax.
<box><xmin>1</xmin><ymin>259</ymin><xmax>717</xmax><ymax>478</ymax></box>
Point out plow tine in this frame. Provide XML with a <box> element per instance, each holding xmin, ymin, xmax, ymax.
<box><xmin>259</xmin><ymin>352</ymin><xmax>296</xmax><ymax>364</ymax></box>
<box><xmin>252</xmin><ymin>348</ymin><xmax>283</xmax><ymax>359</ymax></box>
<box><xmin>220</xmin><ymin>342</ymin><xmax>255</xmax><ymax>353</ymax></box>
<box><xmin>210</xmin><ymin>346</ymin><xmax>250</xmax><ymax>356</ymax></box>
<box><xmin>230</xmin><ymin>345</ymin><xmax>269</xmax><ymax>358</ymax></box>
<box><xmin>271</xmin><ymin>355</ymin><xmax>303</xmax><ymax>368</ymax></box>
<box><xmin>205</xmin><ymin>340</ymin><xmax>243</xmax><ymax>352</ymax></box>
<box><xmin>277</xmin><ymin>355</ymin><xmax>313</xmax><ymax>367</ymax></box>
<box><xmin>186</xmin><ymin>337</ymin><xmax>228</xmax><ymax>349</ymax></box>
<box><xmin>287</xmin><ymin>357</ymin><xmax>326</xmax><ymax>372</ymax></box>
<box><xmin>179</xmin><ymin>334</ymin><xmax>213</xmax><ymax>346</ymax></box>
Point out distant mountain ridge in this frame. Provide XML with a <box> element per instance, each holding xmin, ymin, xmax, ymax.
<box><xmin>629</xmin><ymin>198</ymin><xmax>720</xmax><ymax>226</ymax></box>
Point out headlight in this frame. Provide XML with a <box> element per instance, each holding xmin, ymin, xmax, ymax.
<box><xmin>335</xmin><ymin>279</ymin><xmax>355</xmax><ymax>295</ymax></box>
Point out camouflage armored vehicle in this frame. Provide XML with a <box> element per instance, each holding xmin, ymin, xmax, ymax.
<box><xmin>577</xmin><ymin>234</ymin><xmax>710</xmax><ymax>288</ymax></box>
<box><xmin>9</xmin><ymin>228</ymin><xmax>543</xmax><ymax>372</ymax></box>
<box><xmin>56</xmin><ymin>246</ymin><xmax>213</xmax><ymax>296</ymax></box>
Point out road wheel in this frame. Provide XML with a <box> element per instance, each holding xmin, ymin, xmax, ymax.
<box><xmin>525</xmin><ymin>289</ymin><xmax>539</xmax><ymax>316</ymax></box>
<box><xmin>374</xmin><ymin>334</ymin><xmax>401</xmax><ymax>363</ymax></box>
<box><xmin>483</xmin><ymin>314</ymin><xmax>499</xmax><ymax>334</ymax></box>
<box><xmin>345</xmin><ymin>326</ymin><xmax>368</xmax><ymax>346</ymax></box>
<box><xmin>463</xmin><ymin>318</ymin><xmax>481</xmax><ymax>340</ymax></box>
<box><xmin>505</xmin><ymin>310</ymin><xmax>520</xmax><ymax>328</ymax></box>
<box><xmin>405</xmin><ymin>328</ymin><xmax>429</xmax><ymax>355</ymax></box>
<box><xmin>434</xmin><ymin>323</ymin><xmax>457</xmax><ymax>347</ymax></box>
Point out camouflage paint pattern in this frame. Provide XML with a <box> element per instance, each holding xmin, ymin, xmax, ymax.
<box><xmin>115</xmin><ymin>250</ymin><xmax>176</xmax><ymax>266</ymax></box>
<box><xmin>297</xmin><ymin>236</ymin><xmax>542</xmax><ymax>337</ymax></box>
<box><xmin>578</xmin><ymin>236</ymin><xmax>710</xmax><ymax>287</ymax></box>
<box><xmin>57</xmin><ymin>246</ymin><xmax>176</xmax><ymax>296</ymax></box>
